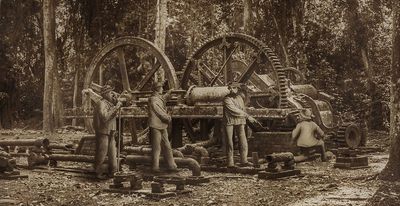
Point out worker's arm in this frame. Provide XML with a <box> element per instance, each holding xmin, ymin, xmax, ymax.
<box><xmin>223</xmin><ymin>97</ymin><xmax>248</xmax><ymax>118</ymax></box>
<box><xmin>315</xmin><ymin>123</ymin><xmax>325</xmax><ymax>139</ymax></box>
<box><xmin>162</xmin><ymin>89</ymin><xmax>173</xmax><ymax>101</ymax></box>
<box><xmin>291</xmin><ymin>123</ymin><xmax>301</xmax><ymax>144</ymax></box>
<box><xmin>99</xmin><ymin>101</ymin><xmax>122</xmax><ymax>123</ymax></box>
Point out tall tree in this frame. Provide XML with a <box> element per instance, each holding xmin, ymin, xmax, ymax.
<box><xmin>380</xmin><ymin>0</ymin><xmax>400</xmax><ymax>181</ymax></box>
<box><xmin>243</xmin><ymin>0</ymin><xmax>251</xmax><ymax>34</ymax></box>
<box><xmin>42</xmin><ymin>0</ymin><xmax>56</xmax><ymax>132</ymax></box>
<box><xmin>154</xmin><ymin>0</ymin><xmax>168</xmax><ymax>82</ymax></box>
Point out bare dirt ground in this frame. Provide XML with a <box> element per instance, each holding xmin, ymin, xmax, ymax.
<box><xmin>0</xmin><ymin>129</ymin><xmax>392</xmax><ymax>206</ymax></box>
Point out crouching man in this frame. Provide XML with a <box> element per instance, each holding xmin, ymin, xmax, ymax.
<box><xmin>291</xmin><ymin>109</ymin><xmax>327</xmax><ymax>162</ymax></box>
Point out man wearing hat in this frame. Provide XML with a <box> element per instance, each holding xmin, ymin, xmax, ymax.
<box><xmin>148</xmin><ymin>81</ymin><xmax>178</xmax><ymax>173</ymax></box>
<box><xmin>291</xmin><ymin>109</ymin><xmax>327</xmax><ymax>162</ymax></box>
<box><xmin>223</xmin><ymin>82</ymin><xmax>257</xmax><ymax>167</ymax></box>
<box><xmin>92</xmin><ymin>85</ymin><xmax>122</xmax><ymax>179</ymax></box>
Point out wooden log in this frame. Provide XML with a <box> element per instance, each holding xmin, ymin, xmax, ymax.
<box><xmin>265</xmin><ymin>152</ymin><xmax>294</xmax><ymax>163</ymax></box>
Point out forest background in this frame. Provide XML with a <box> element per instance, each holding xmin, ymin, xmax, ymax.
<box><xmin>0</xmin><ymin>0</ymin><xmax>393</xmax><ymax>131</ymax></box>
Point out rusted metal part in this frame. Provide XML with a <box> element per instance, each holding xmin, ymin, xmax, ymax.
<box><xmin>0</xmin><ymin>138</ymin><xmax>50</xmax><ymax>148</ymax></box>
<box><xmin>291</xmin><ymin>84</ymin><xmax>319</xmax><ymax>99</ymax></box>
<box><xmin>185</xmin><ymin>86</ymin><xmax>230</xmax><ymax>105</ymax></box>
<box><xmin>153</xmin><ymin>176</ymin><xmax>186</xmax><ymax>191</ymax></box>
<box><xmin>265</xmin><ymin>152</ymin><xmax>294</xmax><ymax>163</ymax></box>
<box><xmin>27</xmin><ymin>153</ymin><xmax>49</xmax><ymax>167</ymax></box>
<box><xmin>110</xmin><ymin>171</ymin><xmax>143</xmax><ymax>190</ymax></box>
<box><xmin>0</xmin><ymin>150</ymin><xmax>16</xmax><ymax>172</ymax></box>
<box><xmin>176</xmin><ymin>144</ymin><xmax>209</xmax><ymax>159</ymax></box>
<box><xmin>125</xmin><ymin>155</ymin><xmax>201</xmax><ymax>176</ymax></box>
<box><xmin>123</xmin><ymin>146</ymin><xmax>184</xmax><ymax>158</ymax></box>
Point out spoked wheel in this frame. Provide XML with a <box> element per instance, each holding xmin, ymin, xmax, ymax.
<box><xmin>181</xmin><ymin>33</ymin><xmax>289</xmax><ymax>140</ymax></box>
<box><xmin>82</xmin><ymin>36</ymin><xmax>178</xmax><ymax>136</ymax></box>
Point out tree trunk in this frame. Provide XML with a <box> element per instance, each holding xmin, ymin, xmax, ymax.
<box><xmin>154</xmin><ymin>0</ymin><xmax>167</xmax><ymax>51</ymax></box>
<box><xmin>243</xmin><ymin>0</ymin><xmax>251</xmax><ymax>34</ymax></box>
<box><xmin>379</xmin><ymin>0</ymin><xmax>400</xmax><ymax>181</ymax></box>
<box><xmin>71</xmin><ymin>69</ymin><xmax>79</xmax><ymax>126</ymax></box>
<box><xmin>269</xmin><ymin>1</ymin><xmax>290</xmax><ymax>67</ymax></box>
<box><xmin>346</xmin><ymin>0</ymin><xmax>380</xmax><ymax>127</ymax></box>
<box><xmin>52</xmin><ymin>73</ymin><xmax>63</xmax><ymax>128</ymax></box>
<box><xmin>154</xmin><ymin>0</ymin><xmax>168</xmax><ymax>83</ymax></box>
<box><xmin>42</xmin><ymin>0</ymin><xmax>56</xmax><ymax>132</ymax></box>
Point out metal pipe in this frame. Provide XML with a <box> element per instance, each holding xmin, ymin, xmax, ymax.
<box><xmin>123</xmin><ymin>146</ymin><xmax>184</xmax><ymax>158</ymax></box>
<box><xmin>47</xmin><ymin>144</ymin><xmax>74</xmax><ymax>151</ymax></box>
<box><xmin>185</xmin><ymin>86</ymin><xmax>229</xmax><ymax>105</ymax></box>
<box><xmin>265</xmin><ymin>152</ymin><xmax>294</xmax><ymax>163</ymax></box>
<box><xmin>0</xmin><ymin>138</ymin><xmax>50</xmax><ymax>148</ymax></box>
<box><xmin>48</xmin><ymin>154</ymin><xmax>95</xmax><ymax>163</ymax></box>
<box><xmin>125</xmin><ymin>155</ymin><xmax>201</xmax><ymax>176</ymax></box>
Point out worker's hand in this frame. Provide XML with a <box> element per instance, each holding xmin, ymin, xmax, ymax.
<box><xmin>116</xmin><ymin>101</ymin><xmax>123</xmax><ymax>108</ymax></box>
<box><xmin>166</xmin><ymin>89</ymin><xmax>173</xmax><ymax>95</ymax></box>
<box><xmin>82</xmin><ymin>89</ymin><xmax>90</xmax><ymax>95</ymax></box>
<box><xmin>166</xmin><ymin>116</ymin><xmax>172</xmax><ymax>123</ymax></box>
<box><xmin>247</xmin><ymin>116</ymin><xmax>257</xmax><ymax>124</ymax></box>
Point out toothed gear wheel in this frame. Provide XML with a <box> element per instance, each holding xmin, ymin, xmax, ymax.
<box><xmin>181</xmin><ymin>33</ymin><xmax>289</xmax><ymax>108</ymax></box>
<box><xmin>335</xmin><ymin>123</ymin><xmax>362</xmax><ymax>148</ymax></box>
<box><xmin>181</xmin><ymin>33</ymin><xmax>289</xmax><ymax>139</ymax></box>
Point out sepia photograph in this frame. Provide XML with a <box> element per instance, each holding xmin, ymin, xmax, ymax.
<box><xmin>0</xmin><ymin>0</ymin><xmax>399</xmax><ymax>205</ymax></box>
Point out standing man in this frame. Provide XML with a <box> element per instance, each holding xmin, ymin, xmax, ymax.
<box><xmin>223</xmin><ymin>82</ymin><xmax>257</xmax><ymax>167</ymax></box>
<box><xmin>84</xmin><ymin>85</ymin><xmax>122</xmax><ymax>179</ymax></box>
<box><xmin>291</xmin><ymin>109</ymin><xmax>327</xmax><ymax>162</ymax></box>
<box><xmin>148</xmin><ymin>81</ymin><xmax>178</xmax><ymax>173</ymax></box>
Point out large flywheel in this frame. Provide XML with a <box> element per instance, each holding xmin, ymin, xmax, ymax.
<box><xmin>83</xmin><ymin>36</ymin><xmax>178</xmax><ymax>133</ymax></box>
<box><xmin>181</xmin><ymin>33</ymin><xmax>289</xmax><ymax>140</ymax></box>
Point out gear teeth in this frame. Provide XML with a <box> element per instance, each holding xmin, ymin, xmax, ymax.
<box><xmin>182</xmin><ymin>33</ymin><xmax>290</xmax><ymax>108</ymax></box>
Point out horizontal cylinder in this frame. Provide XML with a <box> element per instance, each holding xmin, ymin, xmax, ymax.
<box><xmin>0</xmin><ymin>138</ymin><xmax>50</xmax><ymax>148</ymax></box>
<box><xmin>177</xmin><ymin>145</ymin><xmax>209</xmax><ymax>158</ymax></box>
<box><xmin>291</xmin><ymin>84</ymin><xmax>318</xmax><ymax>99</ymax></box>
<box><xmin>47</xmin><ymin>144</ymin><xmax>74</xmax><ymax>151</ymax></box>
<box><xmin>186</xmin><ymin>86</ymin><xmax>230</xmax><ymax>105</ymax></box>
<box><xmin>123</xmin><ymin>146</ymin><xmax>184</xmax><ymax>158</ymax></box>
<box><xmin>48</xmin><ymin>154</ymin><xmax>95</xmax><ymax>163</ymax></box>
<box><xmin>265</xmin><ymin>152</ymin><xmax>294</xmax><ymax>163</ymax></box>
<box><xmin>125</xmin><ymin>155</ymin><xmax>201</xmax><ymax>176</ymax></box>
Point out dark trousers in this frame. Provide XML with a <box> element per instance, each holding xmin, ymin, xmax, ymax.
<box><xmin>94</xmin><ymin>133</ymin><xmax>117</xmax><ymax>176</ymax></box>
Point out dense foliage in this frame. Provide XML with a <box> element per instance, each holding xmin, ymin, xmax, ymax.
<box><xmin>0</xmin><ymin>0</ymin><xmax>393</xmax><ymax>129</ymax></box>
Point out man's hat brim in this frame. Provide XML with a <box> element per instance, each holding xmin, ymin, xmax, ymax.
<box><xmin>228</xmin><ymin>82</ymin><xmax>242</xmax><ymax>89</ymax></box>
<box><xmin>100</xmin><ymin>85</ymin><xmax>114</xmax><ymax>95</ymax></box>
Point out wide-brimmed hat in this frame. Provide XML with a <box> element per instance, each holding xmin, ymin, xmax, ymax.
<box><xmin>228</xmin><ymin>82</ymin><xmax>242</xmax><ymax>90</ymax></box>
<box><xmin>299</xmin><ymin>109</ymin><xmax>314</xmax><ymax>120</ymax></box>
<box><xmin>100</xmin><ymin>85</ymin><xmax>114</xmax><ymax>95</ymax></box>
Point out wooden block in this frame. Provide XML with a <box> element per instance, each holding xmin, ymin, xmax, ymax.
<box><xmin>336</xmin><ymin>156</ymin><xmax>368</xmax><ymax>167</ymax></box>
<box><xmin>0</xmin><ymin>173</ymin><xmax>29</xmax><ymax>180</ymax></box>
<box><xmin>185</xmin><ymin>176</ymin><xmax>210</xmax><ymax>185</ymax></box>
